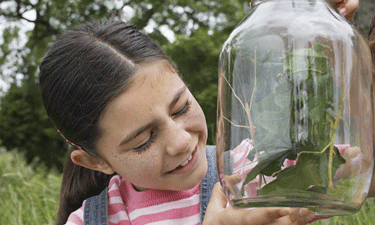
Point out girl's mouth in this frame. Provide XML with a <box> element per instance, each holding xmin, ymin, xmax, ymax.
<box><xmin>179</xmin><ymin>154</ymin><xmax>193</xmax><ymax>167</ymax></box>
<box><xmin>167</xmin><ymin>147</ymin><xmax>198</xmax><ymax>174</ymax></box>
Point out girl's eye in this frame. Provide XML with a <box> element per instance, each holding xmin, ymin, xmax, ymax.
<box><xmin>134</xmin><ymin>131</ymin><xmax>156</xmax><ymax>153</ymax></box>
<box><xmin>172</xmin><ymin>100</ymin><xmax>190</xmax><ymax>117</ymax></box>
<box><xmin>133</xmin><ymin>101</ymin><xmax>190</xmax><ymax>153</ymax></box>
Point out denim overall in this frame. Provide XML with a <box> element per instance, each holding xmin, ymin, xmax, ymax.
<box><xmin>83</xmin><ymin>145</ymin><xmax>219</xmax><ymax>225</ymax></box>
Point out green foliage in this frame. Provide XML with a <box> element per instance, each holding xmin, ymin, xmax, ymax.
<box><xmin>0</xmin><ymin>150</ymin><xmax>61</xmax><ymax>224</ymax></box>
<box><xmin>0</xmin><ymin>81</ymin><xmax>67</xmax><ymax>171</ymax></box>
<box><xmin>0</xmin><ymin>26</ymin><xmax>20</xmax><ymax>67</ymax></box>
<box><xmin>242</xmin><ymin>44</ymin><xmax>346</xmax><ymax>195</ymax></box>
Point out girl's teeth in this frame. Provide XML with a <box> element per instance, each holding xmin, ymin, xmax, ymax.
<box><xmin>180</xmin><ymin>154</ymin><xmax>193</xmax><ymax>167</ymax></box>
<box><xmin>180</xmin><ymin>160</ymin><xmax>189</xmax><ymax>167</ymax></box>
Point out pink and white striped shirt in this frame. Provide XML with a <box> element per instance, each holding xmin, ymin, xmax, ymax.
<box><xmin>65</xmin><ymin>175</ymin><xmax>201</xmax><ymax>225</ymax></box>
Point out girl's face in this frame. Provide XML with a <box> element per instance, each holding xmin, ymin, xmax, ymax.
<box><xmin>96</xmin><ymin>62</ymin><xmax>208</xmax><ymax>191</ymax></box>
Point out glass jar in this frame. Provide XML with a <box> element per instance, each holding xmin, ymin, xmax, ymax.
<box><xmin>216</xmin><ymin>0</ymin><xmax>373</xmax><ymax>216</ymax></box>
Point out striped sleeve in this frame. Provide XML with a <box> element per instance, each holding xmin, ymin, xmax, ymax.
<box><xmin>65</xmin><ymin>203</ymin><xmax>85</xmax><ymax>225</ymax></box>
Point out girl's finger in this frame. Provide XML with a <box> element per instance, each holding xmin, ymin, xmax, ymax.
<box><xmin>205</xmin><ymin>183</ymin><xmax>316</xmax><ymax>225</ymax></box>
<box><xmin>207</xmin><ymin>182</ymin><xmax>229</xmax><ymax>210</ymax></box>
<box><xmin>268</xmin><ymin>208</ymin><xmax>315</xmax><ymax>225</ymax></box>
<box><xmin>218</xmin><ymin>207</ymin><xmax>287</xmax><ymax>225</ymax></box>
<box><xmin>288</xmin><ymin>208</ymin><xmax>316</xmax><ymax>225</ymax></box>
<box><xmin>205</xmin><ymin>183</ymin><xmax>285</xmax><ymax>224</ymax></box>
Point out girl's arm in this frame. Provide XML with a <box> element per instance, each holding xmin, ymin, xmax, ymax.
<box><xmin>202</xmin><ymin>183</ymin><xmax>315</xmax><ymax>225</ymax></box>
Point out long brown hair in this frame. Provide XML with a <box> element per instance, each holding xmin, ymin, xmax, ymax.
<box><xmin>39</xmin><ymin>21</ymin><xmax>175</xmax><ymax>225</ymax></box>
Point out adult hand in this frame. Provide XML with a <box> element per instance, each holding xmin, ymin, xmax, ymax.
<box><xmin>335</xmin><ymin>147</ymin><xmax>375</xmax><ymax>198</ymax></box>
<box><xmin>334</xmin><ymin>147</ymin><xmax>362</xmax><ymax>180</ymax></box>
<box><xmin>203</xmin><ymin>183</ymin><xmax>315</xmax><ymax>225</ymax></box>
<box><xmin>333</xmin><ymin>0</ymin><xmax>359</xmax><ymax>22</ymax></box>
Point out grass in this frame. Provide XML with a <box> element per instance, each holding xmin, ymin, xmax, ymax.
<box><xmin>311</xmin><ymin>197</ymin><xmax>375</xmax><ymax>225</ymax></box>
<box><xmin>1</xmin><ymin>149</ymin><xmax>375</xmax><ymax>224</ymax></box>
<box><xmin>0</xmin><ymin>149</ymin><xmax>61</xmax><ymax>225</ymax></box>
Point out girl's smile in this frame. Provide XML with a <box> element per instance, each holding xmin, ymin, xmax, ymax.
<box><xmin>166</xmin><ymin>146</ymin><xmax>198</xmax><ymax>174</ymax></box>
<box><xmin>96</xmin><ymin>61</ymin><xmax>208</xmax><ymax>191</ymax></box>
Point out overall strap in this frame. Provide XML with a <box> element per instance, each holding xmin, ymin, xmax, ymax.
<box><xmin>84</xmin><ymin>187</ymin><xmax>109</xmax><ymax>225</ymax></box>
<box><xmin>200</xmin><ymin>145</ymin><xmax>219</xmax><ymax>224</ymax></box>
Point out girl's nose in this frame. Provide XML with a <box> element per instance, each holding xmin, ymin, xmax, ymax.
<box><xmin>165</xmin><ymin>122</ymin><xmax>192</xmax><ymax>156</ymax></box>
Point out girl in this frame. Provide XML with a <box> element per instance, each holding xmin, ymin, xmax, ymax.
<box><xmin>39</xmin><ymin>21</ymin><xmax>314</xmax><ymax>225</ymax></box>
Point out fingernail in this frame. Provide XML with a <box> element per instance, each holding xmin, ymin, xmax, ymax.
<box><xmin>299</xmin><ymin>208</ymin><xmax>310</xmax><ymax>216</ymax></box>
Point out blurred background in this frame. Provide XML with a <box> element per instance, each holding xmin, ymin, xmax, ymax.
<box><xmin>0</xmin><ymin>0</ymin><xmax>374</xmax><ymax>224</ymax></box>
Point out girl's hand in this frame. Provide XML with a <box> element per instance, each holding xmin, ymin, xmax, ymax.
<box><xmin>203</xmin><ymin>183</ymin><xmax>315</xmax><ymax>225</ymax></box>
<box><xmin>333</xmin><ymin>0</ymin><xmax>359</xmax><ymax>22</ymax></box>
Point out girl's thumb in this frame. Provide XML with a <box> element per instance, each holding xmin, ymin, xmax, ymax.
<box><xmin>202</xmin><ymin>182</ymin><xmax>227</xmax><ymax>225</ymax></box>
<box><xmin>207</xmin><ymin>182</ymin><xmax>228</xmax><ymax>211</ymax></box>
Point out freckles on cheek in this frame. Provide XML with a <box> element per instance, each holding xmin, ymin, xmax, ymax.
<box><xmin>134</xmin><ymin>153</ymin><xmax>160</xmax><ymax>177</ymax></box>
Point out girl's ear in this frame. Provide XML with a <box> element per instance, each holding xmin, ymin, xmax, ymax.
<box><xmin>70</xmin><ymin>150</ymin><xmax>115</xmax><ymax>175</ymax></box>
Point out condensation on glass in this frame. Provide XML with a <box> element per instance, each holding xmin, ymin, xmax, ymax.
<box><xmin>216</xmin><ymin>0</ymin><xmax>373</xmax><ymax>216</ymax></box>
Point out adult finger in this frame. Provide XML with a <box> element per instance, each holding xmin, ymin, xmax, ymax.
<box><xmin>335</xmin><ymin>0</ymin><xmax>359</xmax><ymax>22</ymax></box>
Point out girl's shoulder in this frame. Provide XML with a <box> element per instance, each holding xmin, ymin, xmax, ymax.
<box><xmin>65</xmin><ymin>175</ymin><xmax>124</xmax><ymax>225</ymax></box>
<box><xmin>65</xmin><ymin>202</ymin><xmax>85</xmax><ymax>225</ymax></box>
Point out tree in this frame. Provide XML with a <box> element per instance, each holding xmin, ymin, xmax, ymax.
<box><xmin>0</xmin><ymin>0</ymin><xmax>250</xmax><ymax>171</ymax></box>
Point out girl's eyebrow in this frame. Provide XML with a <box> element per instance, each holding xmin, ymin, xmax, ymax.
<box><xmin>118</xmin><ymin>85</ymin><xmax>187</xmax><ymax>147</ymax></box>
